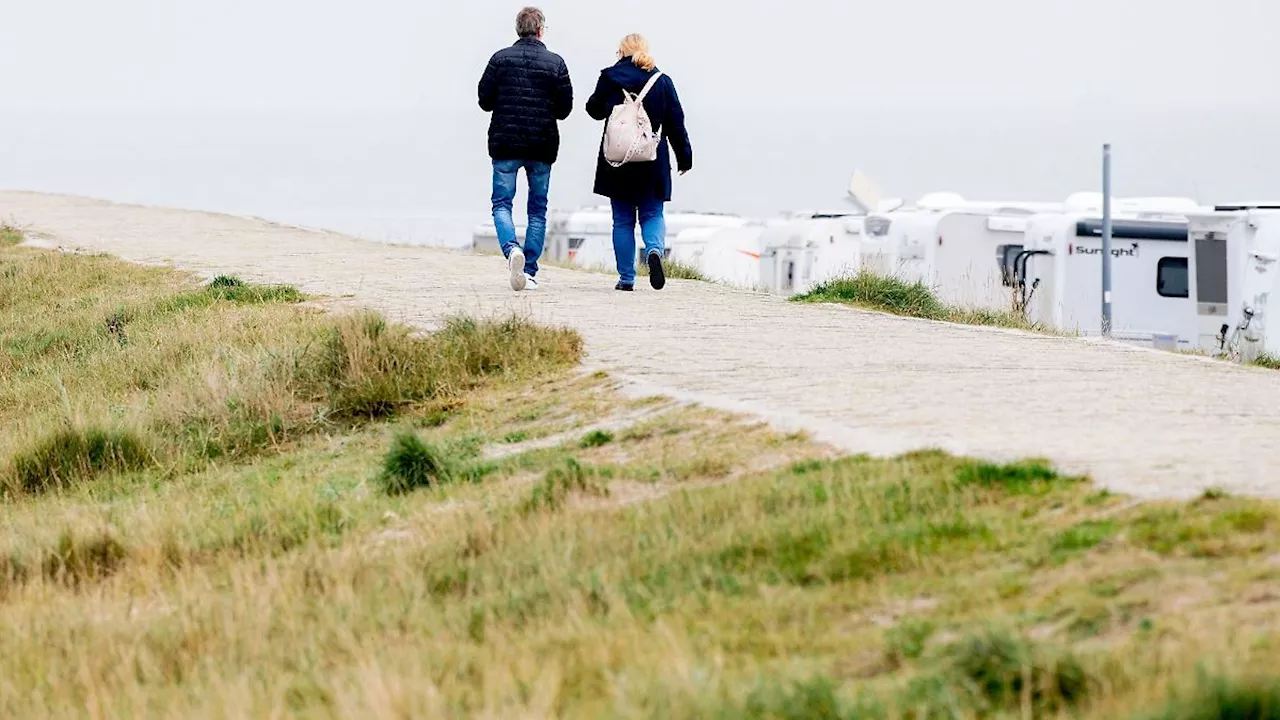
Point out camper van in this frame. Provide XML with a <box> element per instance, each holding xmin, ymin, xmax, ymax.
<box><xmin>1187</xmin><ymin>206</ymin><xmax>1280</xmax><ymax>359</ymax></box>
<box><xmin>561</xmin><ymin>207</ymin><xmax>751</xmax><ymax>271</ymax></box>
<box><xmin>756</xmin><ymin>213</ymin><xmax>864</xmax><ymax>296</ymax></box>
<box><xmin>872</xmin><ymin>208</ymin><xmax>1037</xmax><ymax>310</ymax></box>
<box><xmin>855</xmin><ymin>206</ymin><xmax>1049</xmax><ymax>311</ymax></box>
<box><xmin>470</xmin><ymin>206</ymin><xmax>748</xmax><ymax>267</ymax></box>
<box><xmin>669</xmin><ymin>225</ymin><xmax>769</xmax><ymax>289</ymax></box>
<box><xmin>668</xmin><ymin>212</ymin><xmax>866</xmax><ymax>295</ymax></box>
<box><xmin>1016</xmin><ymin>213</ymin><xmax>1194</xmax><ymax>344</ymax></box>
<box><xmin>471</xmin><ymin>218</ymin><xmax>527</xmax><ymax>256</ymax></box>
<box><xmin>471</xmin><ymin>210</ymin><xmax>582</xmax><ymax>263</ymax></box>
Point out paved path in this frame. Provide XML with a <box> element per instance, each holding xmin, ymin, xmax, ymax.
<box><xmin>4</xmin><ymin>191</ymin><xmax>1278</xmax><ymax>499</ymax></box>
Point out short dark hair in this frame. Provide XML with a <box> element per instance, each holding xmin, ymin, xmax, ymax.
<box><xmin>516</xmin><ymin>7</ymin><xmax>545</xmax><ymax>38</ymax></box>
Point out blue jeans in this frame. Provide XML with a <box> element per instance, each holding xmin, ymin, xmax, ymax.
<box><xmin>611</xmin><ymin>198</ymin><xmax>666</xmax><ymax>285</ymax></box>
<box><xmin>491</xmin><ymin>159</ymin><xmax>552</xmax><ymax>276</ymax></box>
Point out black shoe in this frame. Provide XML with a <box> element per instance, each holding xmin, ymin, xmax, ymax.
<box><xmin>647</xmin><ymin>251</ymin><xmax>666</xmax><ymax>290</ymax></box>
<box><xmin>615</xmin><ymin>281</ymin><xmax>634</xmax><ymax>291</ymax></box>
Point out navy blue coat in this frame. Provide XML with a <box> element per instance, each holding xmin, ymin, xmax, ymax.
<box><xmin>478</xmin><ymin>38</ymin><xmax>574</xmax><ymax>164</ymax></box>
<box><xmin>586</xmin><ymin>59</ymin><xmax>693</xmax><ymax>204</ymax></box>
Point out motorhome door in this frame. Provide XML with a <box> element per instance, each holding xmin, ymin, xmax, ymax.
<box><xmin>1191</xmin><ymin>228</ymin><xmax>1229</xmax><ymax>349</ymax></box>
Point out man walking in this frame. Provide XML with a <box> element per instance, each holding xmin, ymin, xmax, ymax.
<box><xmin>478</xmin><ymin>7</ymin><xmax>573</xmax><ymax>292</ymax></box>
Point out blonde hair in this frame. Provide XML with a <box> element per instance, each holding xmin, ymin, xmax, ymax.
<box><xmin>617</xmin><ymin>33</ymin><xmax>656</xmax><ymax>72</ymax></box>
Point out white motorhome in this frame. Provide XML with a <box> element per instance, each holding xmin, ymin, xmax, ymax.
<box><xmin>668</xmin><ymin>224</ymin><xmax>769</xmax><ymax>289</ymax></box>
<box><xmin>470</xmin><ymin>206</ymin><xmax>748</xmax><ymax>267</ymax></box>
<box><xmin>471</xmin><ymin>218</ymin><xmax>527</xmax><ymax>255</ymax></box>
<box><xmin>914</xmin><ymin>192</ymin><xmax>1063</xmax><ymax>215</ymax></box>
<box><xmin>562</xmin><ymin>207</ymin><xmax>751</xmax><ymax>271</ymax></box>
<box><xmin>666</xmin><ymin>212</ymin><xmax>865</xmax><ymax>295</ymax></box>
<box><xmin>472</xmin><ymin>212</ymin><xmax>587</xmax><ymax>262</ymax></box>
<box><xmin>1187</xmin><ymin>205</ymin><xmax>1280</xmax><ymax>358</ymax></box>
<box><xmin>756</xmin><ymin>212</ymin><xmax>865</xmax><ymax>296</ymax></box>
<box><xmin>1016</xmin><ymin>213</ymin><xmax>1194</xmax><ymax>345</ymax></box>
<box><xmin>863</xmin><ymin>208</ymin><xmax>1038</xmax><ymax>310</ymax></box>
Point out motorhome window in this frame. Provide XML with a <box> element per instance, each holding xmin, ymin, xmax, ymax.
<box><xmin>1157</xmin><ymin>257</ymin><xmax>1189</xmax><ymax>298</ymax></box>
<box><xmin>865</xmin><ymin>216</ymin><xmax>891</xmax><ymax>237</ymax></box>
<box><xmin>996</xmin><ymin>244</ymin><xmax>1024</xmax><ymax>287</ymax></box>
<box><xmin>568</xmin><ymin>237</ymin><xmax>586</xmax><ymax>249</ymax></box>
<box><xmin>1194</xmin><ymin>235</ymin><xmax>1228</xmax><ymax>304</ymax></box>
<box><xmin>1076</xmin><ymin>219</ymin><xmax>1188</xmax><ymax>242</ymax></box>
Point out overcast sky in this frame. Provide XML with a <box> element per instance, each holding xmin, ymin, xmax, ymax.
<box><xmin>3</xmin><ymin>0</ymin><xmax>1275</xmax><ymax>111</ymax></box>
<box><xmin>2</xmin><ymin>1</ymin><xmax>1277</xmax><ymax>239</ymax></box>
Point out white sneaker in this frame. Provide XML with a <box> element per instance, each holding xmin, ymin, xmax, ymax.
<box><xmin>524</xmin><ymin>274</ymin><xmax>539</xmax><ymax>291</ymax></box>
<box><xmin>508</xmin><ymin>248</ymin><xmax>527</xmax><ymax>291</ymax></box>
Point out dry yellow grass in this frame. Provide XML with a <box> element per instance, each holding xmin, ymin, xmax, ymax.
<box><xmin>5</xmin><ymin>242</ymin><xmax>1280</xmax><ymax>718</ymax></box>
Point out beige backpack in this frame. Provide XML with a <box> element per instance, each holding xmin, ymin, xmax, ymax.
<box><xmin>603</xmin><ymin>71</ymin><xmax>664</xmax><ymax>168</ymax></box>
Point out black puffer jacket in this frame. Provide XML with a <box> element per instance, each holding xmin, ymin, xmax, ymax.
<box><xmin>478</xmin><ymin>37</ymin><xmax>574</xmax><ymax>164</ymax></box>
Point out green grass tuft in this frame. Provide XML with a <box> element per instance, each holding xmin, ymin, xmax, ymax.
<box><xmin>945</xmin><ymin>628</ymin><xmax>1092</xmax><ymax>714</ymax></box>
<box><xmin>954</xmin><ymin>458</ymin><xmax>1072</xmax><ymax>495</ymax></box>
<box><xmin>521</xmin><ymin>458</ymin><xmax>610</xmax><ymax>514</ymax></box>
<box><xmin>797</xmin><ymin>271</ymin><xmax>948</xmax><ymax>319</ymax></box>
<box><xmin>663</xmin><ymin>260</ymin><xmax>709</xmax><ymax>281</ymax></box>
<box><xmin>9</xmin><ymin>426</ymin><xmax>153</xmax><ymax>495</ymax></box>
<box><xmin>1252</xmin><ymin>353</ymin><xmax>1280</xmax><ymax>370</ymax></box>
<box><xmin>1200</xmin><ymin>486</ymin><xmax>1229</xmax><ymax>502</ymax></box>
<box><xmin>207</xmin><ymin>282</ymin><xmax>303</xmax><ymax>305</ymax></box>
<box><xmin>636</xmin><ymin>258</ymin><xmax>708</xmax><ymax>282</ymax></box>
<box><xmin>377</xmin><ymin>432</ymin><xmax>456</xmax><ymax>495</ymax></box>
<box><xmin>157</xmin><ymin>276</ymin><xmax>303</xmax><ymax>314</ymax></box>
<box><xmin>208</xmin><ymin>275</ymin><xmax>246</xmax><ymax>288</ymax></box>
<box><xmin>1050</xmin><ymin>520</ymin><xmax>1118</xmax><ymax>559</ymax></box>
<box><xmin>794</xmin><ymin>270</ymin><xmax>1046</xmax><ymax>331</ymax></box>
<box><xmin>0</xmin><ymin>224</ymin><xmax>22</xmax><ymax>246</ymax></box>
<box><xmin>580</xmin><ymin>429</ymin><xmax>615</xmax><ymax>448</ymax></box>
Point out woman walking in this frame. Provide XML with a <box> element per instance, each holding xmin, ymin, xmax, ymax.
<box><xmin>586</xmin><ymin>33</ymin><xmax>693</xmax><ymax>291</ymax></box>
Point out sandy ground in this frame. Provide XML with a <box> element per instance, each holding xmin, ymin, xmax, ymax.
<box><xmin>4</xmin><ymin>190</ymin><xmax>1279</xmax><ymax>499</ymax></box>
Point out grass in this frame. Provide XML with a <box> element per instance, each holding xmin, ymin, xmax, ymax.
<box><xmin>0</xmin><ymin>247</ymin><xmax>581</xmax><ymax>496</ymax></box>
<box><xmin>1137</xmin><ymin>673</ymin><xmax>1280</xmax><ymax>719</ymax></box>
<box><xmin>580</xmin><ymin>429</ymin><xmax>615</xmax><ymax>448</ymax></box>
<box><xmin>163</xmin><ymin>273</ymin><xmax>304</xmax><ymax>309</ymax></box>
<box><xmin>10</xmin><ymin>425</ymin><xmax>155</xmax><ymax>494</ymax></box>
<box><xmin>794</xmin><ymin>270</ymin><xmax>1048</xmax><ymax>331</ymax></box>
<box><xmin>0</xmin><ymin>223</ymin><xmax>22</xmax><ymax>246</ymax></box>
<box><xmin>8</xmin><ymin>241</ymin><xmax>1280</xmax><ymax>717</ymax></box>
<box><xmin>1252</xmin><ymin>352</ymin><xmax>1280</xmax><ymax>370</ymax></box>
<box><xmin>942</xmin><ymin>627</ymin><xmax>1092</xmax><ymax>714</ymax></box>
<box><xmin>377</xmin><ymin>432</ymin><xmax>457</xmax><ymax>494</ymax></box>
<box><xmin>638</xmin><ymin>257</ymin><xmax>709</xmax><ymax>282</ymax></box>
<box><xmin>521</xmin><ymin>457</ymin><xmax>611</xmax><ymax>514</ymax></box>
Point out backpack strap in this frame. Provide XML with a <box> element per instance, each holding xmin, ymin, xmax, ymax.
<box><xmin>635</xmin><ymin>71</ymin><xmax>664</xmax><ymax>103</ymax></box>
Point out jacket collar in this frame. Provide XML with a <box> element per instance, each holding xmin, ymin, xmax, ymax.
<box><xmin>515</xmin><ymin>37</ymin><xmax>546</xmax><ymax>48</ymax></box>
